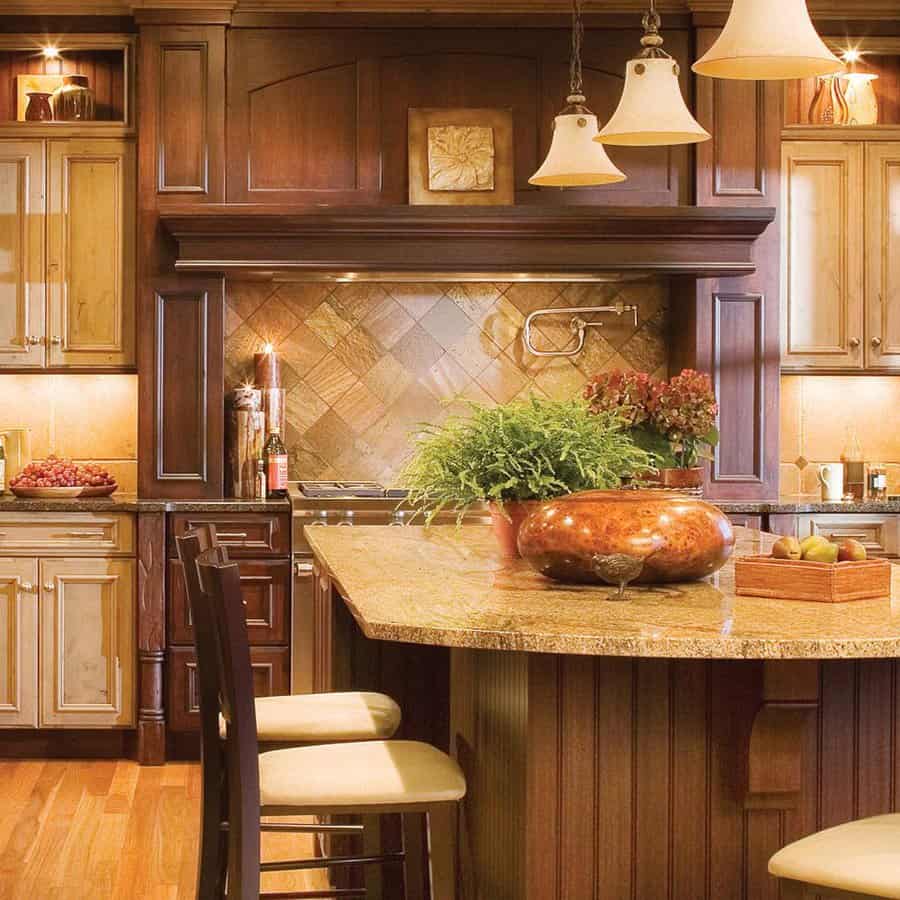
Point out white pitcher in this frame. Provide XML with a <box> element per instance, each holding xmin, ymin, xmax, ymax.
<box><xmin>817</xmin><ymin>463</ymin><xmax>844</xmax><ymax>502</ymax></box>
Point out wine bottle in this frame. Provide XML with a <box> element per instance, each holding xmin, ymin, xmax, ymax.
<box><xmin>263</xmin><ymin>427</ymin><xmax>288</xmax><ymax>499</ymax></box>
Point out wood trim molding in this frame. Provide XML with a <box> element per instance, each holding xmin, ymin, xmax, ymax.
<box><xmin>159</xmin><ymin>205</ymin><xmax>775</xmax><ymax>277</ymax></box>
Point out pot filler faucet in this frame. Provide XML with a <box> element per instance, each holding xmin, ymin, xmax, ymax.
<box><xmin>522</xmin><ymin>300</ymin><xmax>639</xmax><ymax>358</ymax></box>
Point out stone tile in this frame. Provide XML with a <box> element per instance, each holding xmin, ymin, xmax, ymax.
<box><xmin>332</xmin><ymin>382</ymin><xmax>387</xmax><ymax>435</ymax></box>
<box><xmin>224</xmin><ymin>302</ymin><xmax>244</xmax><ymax>338</ymax></box>
<box><xmin>391</xmin><ymin>324</ymin><xmax>445</xmax><ymax>378</ymax></box>
<box><xmin>384</xmin><ymin>283</ymin><xmax>444</xmax><ymax>319</ymax></box>
<box><xmin>573</xmin><ymin>331</ymin><xmax>617</xmax><ymax>378</ymax></box>
<box><xmin>274</xmin><ymin>283</ymin><xmax>333</xmax><ymax>319</ymax></box>
<box><xmin>305</xmin><ymin>302</ymin><xmax>353</xmax><ymax>348</ymax></box>
<box><xmin>331</xmin><ymin>327</ymin><xmax>386</xmax><ymax>378</ymax></box>
<box><xmin>505</xmin><ymin>282</ymin><xmax>563</xmax><ymax>316</ymax></box>
<box><xmin>388</xmin><ymin>381</ymin><xmax>445</xmax><ymax>431</ymax></box>
<box><xmin>246</xmin><ymin>294</ymin><xmax>302</xmax><ymax>347</ymax></box>
<box><xmin>363</xmin><ymin>296</ymin><xmax>415</xmax><ymax>349</ymax></box>
<box><xmin>421</xmin><ymin>353</ymin><xmax>471</xmax><ymax>402</ymax></box>
<box><xmin>305</xmin><ymin>353</ymin><xmax>358</xmax><ymax>407</ymax></box>
<box><xmin>480</xmin><ymin>300</ymin><xmax>522</xmax><ymax>351</ymax></box>
<box><xmin>226</xmin><ymin>282</ymin><xmax>276</xmax><ymax>322</ymax></box>
<box><xmin>479</xmin><ymin>353</ymin><xmax>530</xmax><ymax>404</ymax></box>
<box><xmin>419</xmin><ymin>296</ymin><xmax>474</xmax><ymax>351</ymax></box>
<box><xmin>780</xmin><ymin>375</ymin><xmax>802</xmax><ymax>464</ymax></box>
<box><xmin>334</xmin><ymin>438</ymin><xmax>387</xmax><ymax>482</ymax></box>
<box><xmin>618</xmin><ymin>309</ymin><xmax>667</xmax><ymax>373</ymax></box>
<box><xmin>303</xmin><ymin>410</ymin><xmax>356</xmax><ymax>461</ymax></box>
<box><xmin>285</xmin><ymin>380</ymin><xmax>330</xmax><ymax>434</ymax></box>
<box><xmin>533</xmin><ymin>357</ymin><xmax>588</xmax><ymax>400</ymax></box>
<box><xmin>51</xmin><ymin>375</ymin><xmax>138</xmax><ymax>459</ymax></box>
<box><xmin>447</xmin><ymin>326</ymin><xmax>503</xmax><ymax>378</ymax></box>
<box><xmin>445</xmin><ymin>283</ymin><xmax>502</xmax><ymax>322</ymax></box>
<box><xmin>780</xmin><ymin>463</ymin><xmax>801</xmax><ymax>495</ymax></box>
<box><xmin>458</xmin><ymin>380</ymin><xmax>495</xmax><ymax>405</ymax></box>
<box><xmin>363</xmin><ymin>354</ymin><xmax>415</xmax><ymax>407</ymax></box>
<box><xmin>278</xmin><ymin>321</ymin><xmax>330</xmax><ymax>379</ymax></box>
<box><xmin>330</xmin><ymin>283</ymin><xmax>388</xmax><ymax>327</ymax></box>
<box><xmin>0</xmin><ymin>374</ymin><xmax>54</xmax><ymax>458</ymax></box>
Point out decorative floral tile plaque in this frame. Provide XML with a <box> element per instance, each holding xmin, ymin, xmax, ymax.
<box><xmin>427</xmin><ymin>125</ymin><xmax>495</xmax><ymax>192</ymax></box>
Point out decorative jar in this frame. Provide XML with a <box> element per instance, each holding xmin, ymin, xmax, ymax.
<box><xmin>24</xmin><ymin>92</ymin><xmax>53</xmax><ymax>121</ymax></box>
<box><xmin>52</xmin><ymin>75</ymin><xmax>95</xmax><ymax>121</ymax></box>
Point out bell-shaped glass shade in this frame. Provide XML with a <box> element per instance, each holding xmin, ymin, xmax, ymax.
<box><xmin>529</xmin><ymin>111</ymin><xmax>626</xmax><ymax>187</ymax></box>
<box><xmin>597</xmin><ymin>58</ymin><xmax>710</xmax><ymax>146</ymax></box>
<box><xmin>692</xmin><ymin>0</ymin><xmax>842</xmax><ymax>81</ymax></box>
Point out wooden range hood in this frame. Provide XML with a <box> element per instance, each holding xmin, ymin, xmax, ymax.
<box><xmin>159</xmin><ymin>204</ymin><xmax>775</xmax><ymax>279</ymax></box>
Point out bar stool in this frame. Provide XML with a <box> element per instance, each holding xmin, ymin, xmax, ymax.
<box><xmin>197</xmin><ymin>546</ymin><xmax>466</xmax><ymax>899</ymax></box>
<box><xmin>177</xmin><ymin>530</ymin><xmax>402</xmax><ymax>899</ymax></box>
<box><xmin>769</xmin><ymin>814</ymin><xmax>900</xmax><ymax>899</ymax></box>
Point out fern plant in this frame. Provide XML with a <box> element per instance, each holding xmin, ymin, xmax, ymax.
<box><xmin>401</xmin><ymin>397</ymin><xmax>653</xmax><ymax>524</ymax></box>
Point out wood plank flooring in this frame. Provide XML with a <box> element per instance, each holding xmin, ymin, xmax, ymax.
<box><xmin>0</xmin><ymin>760</ymin><xmax>331</xmax><ymax>899</ymax></box>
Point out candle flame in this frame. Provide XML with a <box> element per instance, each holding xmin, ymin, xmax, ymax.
<box><xmin>263</xmin><ymin>342</ymin><xmax>274</xmax><ymax>354</ymax></box>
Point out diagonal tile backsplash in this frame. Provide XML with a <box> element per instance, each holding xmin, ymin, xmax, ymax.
<box><xmin>225</xmin><ymin>280</ymin><xmax>670</xmax><ymax>486</ymax></box>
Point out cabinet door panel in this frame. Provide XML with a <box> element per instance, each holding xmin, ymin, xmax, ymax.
<box><xmin>0</xmin><ymin>558</ymin><xmax>38</xmax><ymax>728</ymax></box>
<box><xmin>39</xmin><ymin>558</ymin><xmax>135</xmax><ymax>727</ymax></box>
<box><xmin>47</xmin><ymin>140</ymin><xmax>135</xmax><ymax>368</ymax></box>
<box><xmin>0</xmin><ymin>141</ymin><xmax>44</xmax><ymax>368</ymax></box>
<box><xmin>781</xmin><ymin>141</ymin><xmax>864</xmax><ymax>369</ymax></box>
<box><xmin>865</xmin><ymin>143</ymin><xmax>900</xmax><ymax>369</ymax></box>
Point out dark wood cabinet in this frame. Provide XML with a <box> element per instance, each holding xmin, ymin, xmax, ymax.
<box><xmin>168</xmin><ymin>511</ymin><xmax>290</xmax><ymax>557</ymax></box>
<box><xmin>138</xmin><ymin>276</ymin><xmax>225</xmax><ymax>499</ymax></box>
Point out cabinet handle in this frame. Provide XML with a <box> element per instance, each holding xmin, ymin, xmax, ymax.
<box><xmin>19</xmin><ymin>582</ymin><xmax>35</xmax><ymax>593</ymax></box>
<box><xmin>872</xmin><ymin>337</ymin><xmax>883</xmax><ymax>348</ymax></box>
<box><xmin>50</xmin><ymin>336</ymin><xmax>63</xmax><ymax>346</ymax></box>
<box><xmin>65</xmin><ymin>531</ymin><xmax>105</xmax><ymax>538</ymax></box>
<box><xmin>43</xmin><ymin>582</ymin><xmax>55</xmax><ymax>591</ymax></box>
<box><xmin>217</xmin><ymin>532</ymin><xmax>248</xmax><ymax>540</ymax></box>
<box><xmin>828</xmin><ymin>532</ymin><xmax>870</xmax><ymax>542</ymax></box>
<box><xmin>849</xmin><ymin>337</ymin><xmax>861</xmax><ymax>349</ymax></box>
<box><xmin>295</xmin><ymin>562</ymin><xmax>314</xmax><ymax>578</ymax></box>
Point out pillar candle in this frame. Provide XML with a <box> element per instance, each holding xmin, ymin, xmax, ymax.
<box><xmin>254</xmin><ymin>348</ymin><xmax>281</xmax><ymax>390</ymax></box>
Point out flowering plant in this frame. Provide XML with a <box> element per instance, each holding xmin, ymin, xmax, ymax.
<box><xmin>584</xmin><ymin>368</ymin><xmax>719</xmax><ymax>470</ymax></box>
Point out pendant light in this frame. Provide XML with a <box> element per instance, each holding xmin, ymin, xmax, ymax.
<box><xmin>529</xmin><ymin>0</ymin><xmax>626</xmax><ymax>187</ymax></box>
<box><xmin>596</xmin><ymin>2</ymin><xmax>710</xmax><ymax>147</ymax></box>
<box><xmin>692</xmin><ymin>0</ymin><xmax>842</xmax><ymax>81</ymax></box>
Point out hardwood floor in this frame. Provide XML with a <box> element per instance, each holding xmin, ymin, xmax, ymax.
<box><xmin>0</xmin><ymin>760</ymin><xmax>330</xmax><ymax>899</ymax></box>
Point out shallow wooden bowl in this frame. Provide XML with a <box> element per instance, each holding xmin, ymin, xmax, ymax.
<box><xmin>735</xmin><ymin>555</ymin><xmax>892</xmax><ymax>603</ymax></box>
<box><xmin>78</xmin><ymin>483</ymin><xmax>117</xmax><ymax>497</ymax></box>
<box><xmin>10</xmin><ymin>486</ymin><xmax>83</xmax><ymax>498</ymax></box>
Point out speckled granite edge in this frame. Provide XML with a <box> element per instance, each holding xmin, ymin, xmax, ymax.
<box><xmin>0</xmin><ymin>494</ymin><xmax>290</xmax><ymax>513</ymax></box>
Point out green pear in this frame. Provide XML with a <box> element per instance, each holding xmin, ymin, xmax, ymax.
<box><xmin>803</xmin><ymin>541</ymin><xmax>840</xmax><ymax>564</ymax></box>
<box><xmin>800</xmin><ymin>534</ymin><xmax>829</xmax><ymax>558</ymax></box>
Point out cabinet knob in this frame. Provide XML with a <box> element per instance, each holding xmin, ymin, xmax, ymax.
<box><xmin>19</xmin><ymin>582</ymin><xmax>35</xmax><ymax>593</ymax></box>
<box><xmin>50</xmin><ymin>336</ymin><xmax>63</xmax><ymax>346</ymax></box>
<box><xmin>849</xmin><ymin>337</ymin><xmax>861</xmax><ymax>349</ymax></box>
<box><xmin>43</xmin><ymin>582</ymin><xmax>55</xmax><ymax>592</ymax></box>
<box><xmin>872</xmin><ymin>337</ymin><xmax>883</xmax><ymax>348</ymax></box>
<box><xmin>295</xmin><ymin>562</ymin><xmax>314</xmax><ymax>578</ymax></box>
<box><xmin>24</xmin><ymin>335</ymin><xmax>42</xmax><ymax>348</ymax></box>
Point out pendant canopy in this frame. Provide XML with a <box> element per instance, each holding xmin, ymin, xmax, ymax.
<box><xmin>692</xmin><ymin>0</ymin><xmax>842</xmax><ymax>81</ymax></box>
<box><xmin>597</xmin><ymin>7</ymin><xmax>709</xmax><ymax>147</ymax></box>
<box><xmin>530</xmin><ymin>0</ymin><xmax>627</xmax><ymax>188</ymax></box>
<box><xmin>530</xmin><ymin>97</ymin><xmax>627</xmax><ymax>186</ymax></box>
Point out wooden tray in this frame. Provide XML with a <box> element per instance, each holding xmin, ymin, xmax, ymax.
<box><xmin>735</xmin><ymin>555</ymin><xmax>893</xmax><ymax>603</ymax></box>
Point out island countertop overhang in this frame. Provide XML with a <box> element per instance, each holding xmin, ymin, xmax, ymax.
<box><xmin>305</xmin><ymin>525</ymin><xmax>900</xmax><ymax>660</ymax></box>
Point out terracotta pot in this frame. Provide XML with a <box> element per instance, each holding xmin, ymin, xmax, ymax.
<box><xmin>489</xmin><ymin>501</ymin><xmax>540</xmax><ymax>558</ymax></box>
<box><xmin>646</xmin><ymin>466</ymin><xmax>705</xmax><ymax>493</ymax></box>
<box><xmin>517</xmin><ymin>490</ymin><xmax>735</xmax><ymax>584</ymax></box>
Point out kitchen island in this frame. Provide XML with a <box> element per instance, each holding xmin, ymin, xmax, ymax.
<box><xmin>307</xmin><ymin>525</ymin><xmax>900</xmax><ymax>900</ymax></box>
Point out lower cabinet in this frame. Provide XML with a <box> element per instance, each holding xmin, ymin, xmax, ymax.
<box><xmin>726</xmin><ymin>514</ymin><xmax>763</xmax><ymax>530</ymax></box>
<box><xmin>797</xmin><ymin>513</ymin><xmax>899</xmax><ymax>558</ymax></box>
<box><xmin>0</xmin><ymin>552</ymin><xmax>135</xmax><ymax>729</ymax></box>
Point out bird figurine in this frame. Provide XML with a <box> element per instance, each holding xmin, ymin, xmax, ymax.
<box><xmin>591</xmin><ymin>552</ymin><xmax>651</xmax><ymax>601</ymax></box>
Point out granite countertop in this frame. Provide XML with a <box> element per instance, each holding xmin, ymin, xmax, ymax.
<box><xmin>0</xmin><ymin>493</ymin><xmax>290</xmax><ymax>513</ymax></box>
<box><xmin>305</xmin><ymin>525</ymin><xmax>900</xmax><ymax>660</ymax></box>
<box><xmin>716</xmin><ymin>495</ymin><xmax>900</xmax><ymax>514</ymax></box>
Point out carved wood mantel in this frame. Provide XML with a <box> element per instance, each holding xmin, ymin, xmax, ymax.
<box><xmin>159</xmin><ymin>204</ymin><xmax>775</xmax><ymax>278</ymax></box>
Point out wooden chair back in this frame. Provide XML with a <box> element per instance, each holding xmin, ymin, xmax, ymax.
<box><xmin>196</xmin><ymin>547</ymin><xmax>262</xmax><ymax>898</ymax></box>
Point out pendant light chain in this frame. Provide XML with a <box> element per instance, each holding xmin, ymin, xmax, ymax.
<box><xmin>640</xmin><ymin>0</ymin><xmax>670</xmax><ymax>60</ymax></box>
<box><xmin>568</xmin><ymin>0</ymin><xmax>586</xmax><ymax>103</ymax></box>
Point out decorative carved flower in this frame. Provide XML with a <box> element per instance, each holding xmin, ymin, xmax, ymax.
<box><xmin>427</xmin><ymin>125</ymin><xmax>495</xmax><ymax>192</ymax></box>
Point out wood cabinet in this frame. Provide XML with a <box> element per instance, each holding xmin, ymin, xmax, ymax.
<box><xmin>0</xmin><ymin>558</ymin><xmax>38</xmax><ymax>727</ymax></box>
<box><xmin>39</xmin><ymin>558</ymin><xmax>135</xmax><ymax>727</ymax></box>
<box><xmin>0</xmin><ymin>137</ymin><xmax>135</xmax><ymax>370</ymax></box>
<box><xmin>864</xmin><ymin>143</ymin><xmax>900</xmax><ymax>369</ymax></box>
<box><xmin>781</xmin><ymin>139</ymin><xmax>900</xmax><ymax>371</ymax></box>
<box><xmin>166</xmin><ymin>511</ymin><xmax>292</xmax><ymax>733</ymax></box>
<box><xmin>0</xmin><ymin>513</ymin><xmax>136</xmax><ymax>730</ymax></box>
<box><xmin>0</xmin><ymin>141</ymin><xmax>45</xmax><ymax>368</ymax></box>
<box><xmin>797</xmin><ymin>513</ymin><xmax>899</xmax><ymax>558</ymax></box>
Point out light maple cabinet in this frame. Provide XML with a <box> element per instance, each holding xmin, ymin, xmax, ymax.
<box><xmin>782</xmin><ymin>139</ymin><xmax>900</xmax><ymax>371</ymax></box>
<box><xmin>781</xmin><ymin>141</ymin><xmax>865</xmax><ymax>370</ymax></box>
<box><xmin>797</xmin><ymin>513</ymin><xmax>899</xmax><ymax>558</ymax></box>
<box><xmin>0</xmin><ymin>137</ymin><xmax>135</xmax><ymax>370</ymax></box>
<box><xmin>0</xmin><ymin>513</ymin><xmax>136</xmax><ymax>729</ymax></box>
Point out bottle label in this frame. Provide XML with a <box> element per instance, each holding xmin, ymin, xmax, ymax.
<box><xmin>267</xmin><ymin>454</ymin><xmax>288</xmax><ymax>491</ymax></box>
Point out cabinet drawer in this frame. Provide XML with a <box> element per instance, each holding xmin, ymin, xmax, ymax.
<box><xmin>727</xmin><ymin>514</ymin><xmax>763</xmax><ymax>530</ymax></box>
<box><xmin>0</xmin><ymin>513</ymin><xmax>135</xmax><ymax>556</ymax></box>
<box><xmin>167</xmin><ymin>645</ymin><xmax>289</xmax><ymax>733</ymax></box>
<box><xmin>168</xmin><ymin>512</ymin><xmax>289</xmax><ymax>558</ymax></box>
<box><xmin>168</xmin><ymin>557</ymin><xmax>290</xmax><ymax>645</ymax></box>
<box><xmin>798</xmin><ymin>514</ymin><xmax>899</xmax><ymax>558</ymax></box>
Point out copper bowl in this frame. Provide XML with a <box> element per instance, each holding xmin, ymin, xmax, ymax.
<box><xmin>517</xmin><ymin>490</ymin><xmax>735</xmax><ymax>584</ymax></box>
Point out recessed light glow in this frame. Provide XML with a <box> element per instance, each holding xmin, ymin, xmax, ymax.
<box><xmin>41</xmin><ymin>46</ymin><xmax>61</xmax><ymax>60</ymax></box>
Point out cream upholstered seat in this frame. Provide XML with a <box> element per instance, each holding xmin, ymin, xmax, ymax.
<box><xmin>218</xmin><ymin>690</ymin><xmax>401</xmax><ymax>743</ymax></box>
<box><xmin>769</xmin><ymin>813</ymin><xmax>900</xmax><ymax>899</ymax></box>
<box><xmin>258</xmin><ymin>739</ymin><xmax>466</xmax><ymax>812</ymax></box>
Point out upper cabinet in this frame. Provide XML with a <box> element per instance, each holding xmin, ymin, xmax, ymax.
<box><xmin>781</xmin><ymin>139</ymin><xmax>900</xmax><ymax>371</ymax></box>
